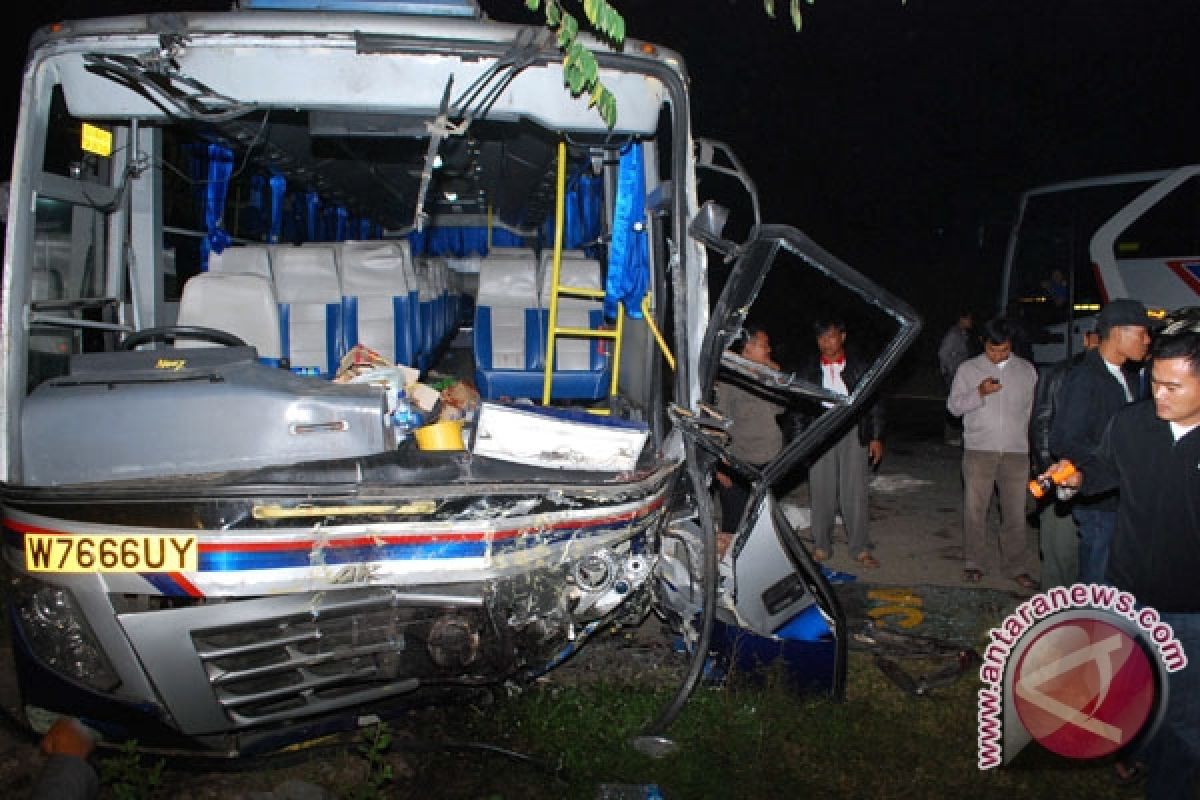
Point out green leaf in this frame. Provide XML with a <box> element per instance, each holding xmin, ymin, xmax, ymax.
<box><xmin>763</xmin><ymin>0</ymin><xmax>776</xmax><ymax>19</ymax></box>
<box><xmin>594</xmin><ymin>5</ymin><xmax>609</xmax><ymax>36</ymax></box>
<box><xmin>599</xmin><ymin>87</ymin><xmax>617</xmax><ymax>129</ymax></box>
<box><xmin>789</xmin><ymin>0</ymin><xmax>803</xmax><ymax>31</ymax></box>
<box><xmin>583</xmin><ymin>0</ymin><xmax>598</xmax><ymax>25</ymax></box>
<box><xmin>565</xmin><ymin>62</ymin><xmax>585</xmax><ymax>94</ymax></box>
<box><xmin>525</xmin><ymin>0</ymin><xmax>540</xmax><ymax>11</ymax></box>
<box><xmin>578</xmin><ymin>47</ymin><xmax>598</xmax><ymax>80</ymax></box>
<box><xmin>546</xmin><ymin>0</ymin><xmax>560</xmax><ymax>26</ymax></box>
<box><xmin>563</xmin><ymin>12</ymin><xmax>578</xmax><ymax>42</ymax></box>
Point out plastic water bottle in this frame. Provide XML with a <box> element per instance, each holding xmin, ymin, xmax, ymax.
<box><xmin>595</xmin><ymin>783</ymin><xmax>665</xmax><ymax>799</ymax></box>
<box><xmin>1029</xmin><ymin>460</ymin><xmax>1077</xmax><ymax>499</ymax></box>
<box><xmin>389</xmin><ymin>390</ymin><xmax>424</xmax><ymax>445</ymax></box>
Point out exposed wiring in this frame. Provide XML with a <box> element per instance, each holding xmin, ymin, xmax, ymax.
<box><xmin>83</xmin><ymin>52</ymin><xmax>255</xmax><ymax>123</ymax></box>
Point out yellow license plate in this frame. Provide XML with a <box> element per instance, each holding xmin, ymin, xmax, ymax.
<box><xmin>24</xmin><ymin>534</ymin><xmax>199</xmax><ymax>573</ymax></box>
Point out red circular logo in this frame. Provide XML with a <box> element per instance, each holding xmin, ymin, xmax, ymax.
<box><xmin>1012</xmin><ymin>617</ymin><xmax>1156</xmax><ymax>759</ymax></box>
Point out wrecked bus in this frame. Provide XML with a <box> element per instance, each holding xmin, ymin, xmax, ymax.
<box><xmin>0</xmin><ymin>0</ymin><xmax>919</xmax><ymax>756</ymax></box>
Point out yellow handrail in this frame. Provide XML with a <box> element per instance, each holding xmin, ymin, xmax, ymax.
<box><xmin>541</xmin><ymin>141</ymin><xmax>568</xmax><ymax>406</ymax></box>
<box><xmin>541</xmin><ymin>140</ymin><xmax>625</xmax><ymax>414</ymax></box>
<box><xmin>641</xmin><ymin>294</ymin><xmax>675</xmax><ymax>372</ymax></box>
<box><xmin>539</xmin><ymin>140</ymin><xmax>675</xmax><ymax>410</ymax></box>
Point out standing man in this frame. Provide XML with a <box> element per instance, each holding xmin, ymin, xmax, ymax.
<box><xmin>714</xmin><ymin>322</ymin><xmax>785</xmax><ymax>556</ymax></box>
<box><xmin>800</xmin><ymin>318</ymin><xmax>885</xmax><ymax>568</ymax></box>
<box><xmin>938</xmin><ymin>310</ymin><xmax>975</xmax><ymax>446</ymax></box>
<box><xmin>1049</xmin><ymin>298</ymin><xmax>1154</xmax><ymax>584</ymax></box>
<box><xmin>1051</xmin><ymin>322</ymin><xmax>1200</xmax><ymax>800</ymax></box>
<box><xmin>947</xmin><ymin>317</ymin><xmax>1038</xmax><ymax>589</ymax></box>
<box><xmin>1028</xmin><ymin>329</ymin><xmax>1100</xmax><ymax>588</ymax></box>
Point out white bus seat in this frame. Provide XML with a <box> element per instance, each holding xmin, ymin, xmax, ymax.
<box><xmin>535</xmin><ymin>252</ymin><xmax>610</xmax><ymax>399</ymax></box>
<box><xmin>473</xmin><ymin>254</ymin><xmax>541</xmax><ymax>399</ymax></box>
<box><xmin>272</xmin><ymin>244</ymin><xmax>343</xmax><ymax>377</ymax></box>
<box><xmin>176</xmin><ymin>272</ymin><xmax>284</xmax><ymax>366</ymax></box>
<box><xmin>206</xmin><ymin>245</ymin><xmax>273</xmax><ymax>279</ymax></box>
<box><xmin>340</xmin><ymin>240</ymin><xmax>418</xmax><ymax>368</ymax></box>
<box><xmin>488</xmin><ymin>246</ymin><xmax>537</xmax><ymax>261</ymax></box>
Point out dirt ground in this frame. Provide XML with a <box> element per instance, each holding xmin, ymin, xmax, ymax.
<box><xmin>0</xmin><ymin>380</ymin><xmax>1042</xmax><ymax>797</ymax></box>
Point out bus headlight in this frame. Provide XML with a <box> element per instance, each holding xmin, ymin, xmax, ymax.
<box><xmin>10</xmin><ymin>577</ymin><xmax>119</xmax><ymax>692</ymax></box>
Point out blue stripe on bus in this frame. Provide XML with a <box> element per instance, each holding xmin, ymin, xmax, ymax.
<box><xmin>200</xmin><ymin>540</ymin><xmax>485</xmax><ymax>571</ymax></box>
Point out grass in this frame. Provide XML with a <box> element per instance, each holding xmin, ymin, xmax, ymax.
<box><xmin>393</xmin><ymin>649</ymin><xmax>1136</xmax><ymax>800</ymax></box>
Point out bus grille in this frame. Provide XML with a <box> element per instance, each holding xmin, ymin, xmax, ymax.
<box><xmin>190</xmin><ymin>595</ymin><xmax>487</xmax><ymax>725</ymax></box>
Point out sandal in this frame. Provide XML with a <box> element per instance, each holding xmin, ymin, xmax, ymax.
<box><xmin>1014</xmin><ymin>573</ymin><xmax>1039</xmax><ymax>591</ymax></box>
<box><xmin>963</xmin><ymin>568</ymin><xmax>983</xmax><ymax>583</ymax></box>
<box><xmin>811</xmin><ymin>547</ymin><xmax>829</xmax><ymax>562</ymax></box>
<box><xmin>1113</xmin><ymin>760</ymin><xmax>1146</xmax><ymax>786</ymax></box>
<box><xmin>855</xmin><ymin>551</ymin><xmax>880</xmax><ymax>569</ymax></box>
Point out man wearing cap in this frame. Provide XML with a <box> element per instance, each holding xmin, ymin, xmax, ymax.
<box><xmin>1049</xmin><ymin>297</ymin><xmax>1155</xmax><ymax>584</ymax></box>
<box><xmin>1044</xmin><ymin>317</ymin><xmax>1200</xmax><ymax>799</ymax></box>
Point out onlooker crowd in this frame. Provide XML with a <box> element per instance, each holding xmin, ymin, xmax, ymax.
<box><xmin>713</xmin><ymin>300</ymin><xmax>1191</xmax><ymax>796</ymax></box>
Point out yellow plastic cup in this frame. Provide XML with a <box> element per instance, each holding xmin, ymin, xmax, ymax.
<box><xmin>413</xmin><ymin>418</ymin><xmax>465</xmax><ymax>451</ymax></box>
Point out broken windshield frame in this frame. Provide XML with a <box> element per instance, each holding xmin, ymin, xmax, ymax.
<box><xmin>700</xmin><ymin>223</ymin><xmax>922</xmax><ymax>493</ymax></box>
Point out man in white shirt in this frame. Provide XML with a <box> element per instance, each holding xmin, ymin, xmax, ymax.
<box><xmin>947</xmin><ymin>317</ymin><xmax>1039</xmax><ymax>589</ymax></box>
<box><xmin>802</xmin><ymin>318</ymin><xmax>885</xmax><ymax>568</ymax></box>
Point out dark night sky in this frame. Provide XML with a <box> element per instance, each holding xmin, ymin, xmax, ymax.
<box><xmin>4</xmin><ymin>0</ymin><xmax>1199</xmax><ymax>336</ymax></box>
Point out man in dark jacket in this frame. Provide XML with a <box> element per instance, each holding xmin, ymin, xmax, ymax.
<box><xmin>1052</xmin><ymin>323</ymin><xmax>1200</xmax><ymax>799</ymax></box>
<box><xmin>797</xmin><ymin>318</ymin><xmax>885</xmax><ymax>568</ymax></box>
<box><xmin>1028</xmin><ymin>330</ymin><xmax>1098</xmax><ymax>588</ymax></box>
<box><xmin>1049</xmin><ymin>298</ymin><xmax>1155</xmax><ymax>583</ymax></box>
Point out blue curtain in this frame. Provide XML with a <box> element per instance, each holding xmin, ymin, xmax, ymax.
<box><xmin>411</xmin><ymin>227</ymin><xmax>499</xmax><ymax>258</ymax></box>
<box><xmin>406</xmin><ymin>227</ymin><xmax>528</xmax><ymax>258</ymax></box>
<box><xmin>268</xmin><ymin>174</ymin><xmax>286</xmax><ymax>244</ymax></box>
<box><xmin>408</xmin><ymin>229</ymin><xmax>427</xmax><ymax>256</ymax></box>
<box><xmin>604</xmin><ymin>142</ymin><xmax>649</xmax><ymax>320</ymax></box>
<box><xmin>305</xmin><ymin>191</ymin><xmax>321</xmax><ymax>242</ymax></box>
<box><xmin>200</xmin><ymin>144</ymin><xmax>234</xmax><ymax>270</ymax></box>
<box><xmin>335</xmin><ymin>206</ymin><xmax>349</xmax><ymax>241</ymax></box>
<box><xmin>541</xmin><ymin>170</ymin><xmax>603</xmax><ymax>253</ymax></box>
<box><xmin>491</xmin><ymin>228</ymin><xmax>526</xmax><ymax>248</ymax></box>
<box><xmin>578</xmin><ymin>172</ymin><xmax>603</xmax><ymax>258</ymax></box>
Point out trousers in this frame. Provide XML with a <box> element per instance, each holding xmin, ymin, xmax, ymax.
<box><xmin>1038</xmin><ymin>499</ymin><xmax>1079</xmax><ymax>588</ymax></box>
<box><xmin>809</xmin><ymin>429</ymin><xmax>871</xmax><ymax>556</ymax></box>
<box><xmin>1074</xmin><ymin>508</ymin><xmax>1116</xmax><ymax>585</ymax></box>
<box><xmin>1143</xmin><ymin>612</ymin><xmax>1200</xmax><ymax>799</ymax></box>
<box><xmin>961</xmin><ymin>449</ymin><xmax>1030</xmax><ymax>576</ymax></box>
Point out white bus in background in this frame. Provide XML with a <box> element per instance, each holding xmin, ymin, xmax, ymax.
<box><xmin>1000</xmin><ymin>165</ymin><xmax>1200</xmax><ymax>365</ymax></box>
